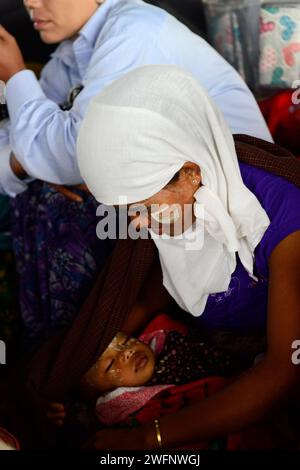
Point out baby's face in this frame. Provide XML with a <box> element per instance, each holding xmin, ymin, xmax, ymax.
<box><xmin>83</xmin><ymin>332</ymin><xmax>155</xmax><ymax>393</ymax></box>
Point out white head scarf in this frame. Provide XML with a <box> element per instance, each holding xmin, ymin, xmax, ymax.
<box><xmin>77</xmin><ymin>65</ymin><xmax>270</xmax><ymax>316</ymax></box>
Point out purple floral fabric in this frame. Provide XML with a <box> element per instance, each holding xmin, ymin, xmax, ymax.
<box><xmin>148</xmin><ymin>330</ymin><xmax>250</xmax><ymax>386</ymax></box>
<box><xmin>11</xmin><ymin>181</ymin><xmax>115</xmax><ymax>348</ymax></box>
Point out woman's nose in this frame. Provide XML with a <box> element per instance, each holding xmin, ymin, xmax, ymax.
<box><xmin>23</xmin><ymin>0</ymin><xmax>43</xmax><ymax>9</ymax></box>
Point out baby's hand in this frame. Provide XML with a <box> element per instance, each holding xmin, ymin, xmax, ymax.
<box><xmin>46</xmin><ymin>402</ymin><xmax>67</xmax><ymax>426</ymax></box>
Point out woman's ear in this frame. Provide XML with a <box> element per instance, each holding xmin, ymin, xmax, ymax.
<box><xmin>182</xmin><ymin>162</ymin><xmax>201</xmax><ymax>187</ymax></box>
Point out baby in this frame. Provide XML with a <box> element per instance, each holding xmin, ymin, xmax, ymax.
<box><xmin>47</xmin><ymin>332</ymin><xmax>155</xmax><ymax>425</ymax></box>
<box><xmin>47</xmin><ymin>328</ymin><xmax>252</xmax><ymax>426</ymax></box>
<box><xmin>81</xmin><ymin>332</ymin><xmax>156</xmax><ymax>394</ymax></box>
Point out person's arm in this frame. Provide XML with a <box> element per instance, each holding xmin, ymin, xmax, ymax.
<box><xmin>0</xmin><ymin>22</ymin><xmax>166</xmax><ymax>191</ymax></box>
<box><xmin>0</xmin><ymin>26</ymin><xmax>74</xmax><ymax>196</ymax></box>
<box><xmin>0</xmin><ymin>35</ymin><xmax>28</xmax><ymax>197</ymax></box>
<box><xmin>9</xmin><ymin>152</ymin><xmax>27</xmax><ymax>180</ymax></box>
<box><xmin>3</xmin><ymin>27</ymin><xmax>169</xmax><ymax>186</ymax></box>
<box><xmin>139</xmin><ymin>230</ymin><xmax>300</xmax><ymax>449</ymax></box>
<box><xmin>87</xmin><ymin>231</ymin><xmax>300</xmax><ymax>450</ymax></box>
<box><xmin>0</xmin><ymin>115</ymin><xmax>29</xmax><ymax>195</ymax></box>
<box><xmin>0</xmin><ymin>25</ymin><xmax>25</xmax><ymax>82</ymax></box>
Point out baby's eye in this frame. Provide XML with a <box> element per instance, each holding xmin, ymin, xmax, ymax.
<box><xmin>106</xmin><ymin>358</ymin><xmax>114</xmax><ymax>372</ymax></box>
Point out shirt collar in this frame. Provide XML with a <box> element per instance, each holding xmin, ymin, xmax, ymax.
<box><xmin>73</xmin><ymin>0</ymin><xmax>121</xmax><ymax>77</ymax></box>
<box><xmin>51</xmin><ymin>0</ymin><xmax>121</xmax><ymax>76</ymax></box>
<box><xmin>78</xmin><ymin>0</ymin><xmax>118</xmax><ymax>49</ymax></box>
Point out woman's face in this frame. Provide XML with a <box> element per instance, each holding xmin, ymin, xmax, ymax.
<box><xmin>128</xmin><ymin>162</ymin><xmax>201</xmax><ymax>236</ymax></box>
<box><xmin>23</xmin><ymin>0</ymin><xmax>100</xmax><ymax>44</ymax></box>
<box><xmin>83</xmin><ymin>333</ymin><xmax>156</xmax><ymax>394</ymax></box>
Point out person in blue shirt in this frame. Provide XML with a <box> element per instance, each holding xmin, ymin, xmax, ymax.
<box><xmin>0</xmin><ymin>0</ymin><xmax>272</xmax><ymax>345</ymax></box>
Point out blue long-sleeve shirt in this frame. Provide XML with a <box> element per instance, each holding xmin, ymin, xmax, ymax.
<box><xmin>0</xmin><ymin>0</ymin><xmax>272</xmax><ymax>196</ymax></box>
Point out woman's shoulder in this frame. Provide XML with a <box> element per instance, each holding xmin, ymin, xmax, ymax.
<box><xmin>239</xmin><ymin>162</ymin><xmax>300</xmax><ymax>275</ymax></box>
<box><xmin>239</xmin><ymin>161</ymin><xmax>300</xmax><ymax>217</ymax></box>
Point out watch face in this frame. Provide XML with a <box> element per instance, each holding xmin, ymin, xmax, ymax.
<box><xmin>69</xmin><ymin>85</ymin><xmax>84</xmax><ymax>104</ymax></box>
<box><xmin>0</xmin><ymin>81</ymin><xmax>7</xmax><ymax>120</ymax></box>
<box><xmin>60</xmin><ymin>85</ymin><xmax>84</xmax><ymax>111</ymax></box>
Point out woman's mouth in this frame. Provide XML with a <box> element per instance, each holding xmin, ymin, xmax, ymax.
<box><xmin>33</xmin><ymin>19</ymin><xmax>52</xmax><ymax>31</ymax></box>
<box><xmin>133</xmin><ymin>351</ymin><xmax>148</xmax><ymax>372</ymax></box>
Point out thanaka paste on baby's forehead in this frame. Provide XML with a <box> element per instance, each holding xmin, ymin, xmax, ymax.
<box><xmin>106</xmin><ymin>332</ymin><xmax>135</xmax><ymax>351</ymax></box>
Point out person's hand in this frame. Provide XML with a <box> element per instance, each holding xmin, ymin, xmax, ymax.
<box><xmin>82</xmin><ymin>427</ymin><xmax>151</xmax><ymax>451</ymax></box>
<box><xmin>8</xmin><ymin>153</ymin><xmax>90</xmax><ymax>201</ymax></box>
<box><xmin>49</xmin><ymin>183</ymin><xmax>91</xmax><ymax>202</ymax></box>
<box><xmin>46</xmin><ymin>402</ymin><xmax>67</xmax><ymax>426</ymax></box>
<box><xmin>9</xmin><ymin>153</ymin><xmax>90</xmax><ymax>201</ymax></box>
<box><xmin>10</xmin><ymin>153</ymin><xmax>28</xmax><ymax>180</ymax></box>
<box><xmin>0</xmin><ymin>26</ymin><xmax>26</xmax><ymax>82</ymax></box>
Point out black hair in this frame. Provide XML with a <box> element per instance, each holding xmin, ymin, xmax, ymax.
<box><xmin>167</xmin><ymin>170</ymin><xmax>180</xmax><ymax>186</ymax></box>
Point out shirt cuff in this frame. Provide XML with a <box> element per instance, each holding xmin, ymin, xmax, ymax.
<box><xmin>0</xmin><ymin>145</ymin><xmax>30</xmax><ymax>197</ymax></box>
<box><xmin>6</xmin><ymin>70</ymin><xmax>46</xmax><ymax>124</ymax></box>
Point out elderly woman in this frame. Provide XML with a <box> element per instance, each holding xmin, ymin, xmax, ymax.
<box><xmin>0</xmin><ymin>0</ymin><xmax>271</xmax><ymax>345</ymax></box>
<box><xmin>77</xmin><ymin>65</ymin><xmax>300</xmax><ymax>450</ymax></box>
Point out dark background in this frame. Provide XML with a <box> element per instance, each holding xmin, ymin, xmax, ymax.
<box><xmin>0</xmin><ymin>0</ymin><xmax>207</xmax><ymax>63</ymax></box>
